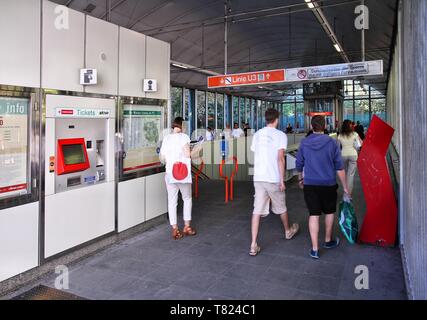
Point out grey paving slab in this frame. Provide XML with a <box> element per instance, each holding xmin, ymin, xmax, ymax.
<box><xmin>237</xmin><ymin>252</ymin><xmax>276</xmax><ymax>268</ymax></box>
<box><xmin>153</xmin><ymin>284</ymin><xmax>207</xmax><ymax>300</ymax></box>
<box><xmin>337</xmin><ymin>263</ymin><xmax>407</xmax><ymax>300</ymax></box>
<box><xmin>296</xmin><ymin>273</ymin><xmax>342</xmax><ymax>297</ymax></box>
<box><xmin>245</xmin><ymin>282</ymin><xmax>297</xmax><ymax>300</ymax></box>
<box><xmin>304</xmin><ymin>259</ymin><xmax>346</xmax><ymax>279</ymax></box>
<box><xmin>269</xmin><ymin>255</ymin><xmax>314</xmax><ymax>274</ymax></box>
<box><xmin>172</xmin><ymin>272</ymin><xmax>219</xmax><ymax>292</ymax></box>
<box><xmin>292</xmin><ymin>289</ymin><xmax>337</xmax><ymax>300</ymax></box>
<box><xmin>205</xmin><ymin>276</ymin><xmax>257</xmax><ymax>299</ymax></box>
<box><xmin>108</xmin><ymin>279</ymin><xmax>172</xmax><ymax>300</ymax></box>
<box><xmin>257</xmin><ymin>268</ymin><xmax>301</xmax><ymax>290</ymax></box>
<box><xmin>223</xmin><ymin>263</ymin><xmax>270</xmax><ymax>283</ymax></box>
<box><xmin>203</xmin><ymin>293</ymin><xmax>237</xmax><ymax>300</ymax></box>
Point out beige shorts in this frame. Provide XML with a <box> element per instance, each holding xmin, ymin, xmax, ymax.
<box><xmin>253</xmin><ymin>182</ymin><xmax>287</xmax><ymax>216</ymax></box>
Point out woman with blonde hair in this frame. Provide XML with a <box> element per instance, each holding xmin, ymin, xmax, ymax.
<box><xmin>337</xmin><ymin>120</ymin><xmax>363</xmax><ymax>194</ymax></box>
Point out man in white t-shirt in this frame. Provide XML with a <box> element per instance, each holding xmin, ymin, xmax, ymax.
<box><xmin>231</xmin><ymin>123</ymin><xmax>244</xmax><ymax>138</ymax></box>
<box><xmin>223</xmin><ymin>124</ymin><xmax>232</xmax><ymax>139</ymax></box>
<box><xmin>206</xmin><ymin>127</ymin><xmax>214</xmax><ymax>141</ymax></box>
<box><xmin>249</xmin><ymin>108</ymin><xmax>299</xmax><ymax>256</ymax></box>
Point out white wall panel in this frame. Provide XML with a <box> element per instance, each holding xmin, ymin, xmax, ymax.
<box><xmin>145</xmin><ymin>173</ymin><xmax>167</xmax><ymax>221</ymax></box>
<box><xmin>85</xmin><ymin>16</ymin><xmax>118</xmax><ymax>95</ymax></box>
<box><xmin>0</xmin><ymin>0</ymin><xmax>40</xmax><ymax>88</ymax></box>
<box><xmin>45</xmin><ymin>182</ymin><xmax>115</xmax><ymax>258</ymax></box>
<box><xmin>0</xmin><ymin>202</ymin><xmax>39</xmax><ymax>282</ymax></box>
<box><xmin>118</xmin><ymin>177</ymin><xmax>146</xmax><ymax>232</ymax></box>
<box><xmin>42</xmin><ymin>0</ymin><xmax>85</xmax><ymax>92</ymax></box>
<box><xmin>118</xmin><ymin>27</ymin><xmax>146</xmax><ymax>98</ymax></box>
<box><xmin>145</xmin><ymin>36</ymin><xmax>170</xmax><ymax>100</ymax></box>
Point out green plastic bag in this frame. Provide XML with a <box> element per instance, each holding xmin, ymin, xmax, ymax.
<box><xmin>338</xmin><ymin>195</ymin><xmax>359</xmax><ymax>244</ymax></box>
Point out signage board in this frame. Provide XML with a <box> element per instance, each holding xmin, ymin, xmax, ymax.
<box><xmin>208</xmin><ymin>69</ymin><xmax>285</xmax><ymax>88</ymax></box>
<box><xmin>80</xmin><ymin>68</ymin><xmax>97</xmax><ymax>85</ymax></box>
<box><xmin>143</xmin><ymin>79</ymin><xmax>158</xmax><ymax>92</ymax></box>
<box><xmin>286</xmin><ymin>60</ymin><xmax>383</xmax><ymax>82</ymax></box>
<box><xmin>55</xmin><ymin>108</ymin><xmax>111</xmax><ymax>118</ymax></box>
<box><xmin>122</xmin><ymin>105</ymin><xmax>163</xmax><ymax>172</ymax></box>
<box><xmin>0</xmin><ymin>97</ymin><xmax>29</xmax><ymax>198</ymax></box>
<box><xmin>207</xmin><ymin>60</ymin><xmax>383</xmax><ymax>88</ymax></box>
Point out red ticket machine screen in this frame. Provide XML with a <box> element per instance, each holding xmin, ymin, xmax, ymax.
<box><xmin>57</xmin><ymin>138</ymin><xmax>90</xmax><ymax>175</ymax></box>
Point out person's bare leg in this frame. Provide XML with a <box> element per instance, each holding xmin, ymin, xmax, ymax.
<box><xmin>280</xmin><ymin>212</ymin><xmax>290</xmax><ymax>232</ymax></box>
<box><xmin>251</xmin><ymin>214</ymin><xmax>261</xmax><ymax>248</ymax></box>
<box><xmin>324</xmin><ymin>213</ymin><xmax>335</xmax><ymax>242</ymax></box>
<box><xmin>309</xmin><ymin>216</ymin><xmax>320</xmax><ymax>251</ymax></box>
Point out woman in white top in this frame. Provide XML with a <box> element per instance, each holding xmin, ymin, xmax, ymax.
<box><xmin>160</xmin><ymin>117</ymin><xmax>197</xmax><ymax>240</ymax></box>
<box><xmin>337</xmin><ymin>120</ymin><xmax>363</xmax><ymax>194</ymax></box>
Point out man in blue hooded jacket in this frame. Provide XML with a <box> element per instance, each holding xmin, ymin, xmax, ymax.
<box><xmin>296</xmin><ymin>115</ymin><xmax>350</xmax><ymax>259</ymax></box>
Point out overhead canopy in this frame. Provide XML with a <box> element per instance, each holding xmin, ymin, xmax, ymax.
<box><xmin>52</xmin><ymin>0</ymin><xmax>397</xmax><ymax>100</ymax></box>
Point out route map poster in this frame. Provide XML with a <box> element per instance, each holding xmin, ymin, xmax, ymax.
<box><xmin>0</xmin><ymin>97</ymin><xmax>29</xmax><ymax>198</ymax></box>
<box><xmin>123</xmin><ymin>105</ymin><xmax>163</xmax><ymax>172</ymax></box>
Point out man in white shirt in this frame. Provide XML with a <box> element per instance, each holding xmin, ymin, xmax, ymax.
<box><xmin>222</xmin><ymin>124</ymin><xmax>232</xmax><ymax>139</ymax></box>
<box><xmin>249</xmin><ymin>108</ymin><xmax>299</xmax><ymax>256</ymax></box>
<box><xmin>231</xmin><ymin>122</ymin><xmax>244</xmax><ymax>138</ymax></box>
<box><xmin>206</xmin><ymin>127</ymin><xmax>214</xmax><ymax>141</ymax></box>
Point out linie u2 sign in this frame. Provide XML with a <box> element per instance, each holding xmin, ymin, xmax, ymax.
<box><xmin>208</xmin><ymin>69</ymin><xmax>285</xmax><ymax>88</ymax></box>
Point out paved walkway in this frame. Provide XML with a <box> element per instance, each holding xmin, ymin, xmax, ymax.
<box><xmin>4</xmin><ymin>177</ymin><xmax>407</xmax><ymax>300</ymax></box>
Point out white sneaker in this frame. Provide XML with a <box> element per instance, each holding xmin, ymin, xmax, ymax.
<box><xmin>285</xmin><ymin>223</ymin><xmax>299</xmax><ymax>240</ymax></box>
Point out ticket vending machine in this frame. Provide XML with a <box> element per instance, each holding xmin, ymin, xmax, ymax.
<box><xmin>44</xmin><ymin>94</ymin><xmax>116</xmax><ymax>258</ymax></box>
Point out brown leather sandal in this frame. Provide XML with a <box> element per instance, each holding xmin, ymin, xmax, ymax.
<box><xmin>172</xmin><ymin>228</ymin><xmax>183</xmax><ymax>240</ymax></box>
<box><xmin>183</xmin><ymin>225</ymin><xmax>197</xmax><ymax>236</ymax></box>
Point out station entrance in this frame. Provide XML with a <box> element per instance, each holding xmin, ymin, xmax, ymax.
<box><xmin>2</xmin><ymin>0</ymin><xmax>427</xmax><ymax>301</ymax></box>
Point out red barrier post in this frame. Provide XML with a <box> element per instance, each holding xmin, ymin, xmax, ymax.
<box><xmin>194</xmin><ymin>160</ymin><xmax>204</xmax><ymax>199</ymax></box>
<box><xmin>219</xmin><ymin>159</ymin><xmax>228</xmax><ymax>203</ymax></box>
<box><xmin>229</xmin><ymin>156</ymin><xmax>238</xmax><ymax>201</ymax></box>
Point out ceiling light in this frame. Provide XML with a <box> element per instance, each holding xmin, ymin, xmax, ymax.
<box><xmin>172</xmin><ymin>63</ymin><xmax>188</xmax><ymax>69</ymax></box>
<box><xmin>305</xmin><ymin>0</ymin><xmax>350</xmax><ymax>63</ymax></box>
<box><xmin>334</xmin><ymin>43</ymin><xmax>342</xmax><ymax>52</ymax></box>
<box><xmin>305</xmin><ymin>0</ymin><xmax>315</xmax><ymax>9</ymax></box>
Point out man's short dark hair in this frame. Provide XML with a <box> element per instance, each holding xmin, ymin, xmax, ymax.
<box><xmin>311</xmin><ymin>115</ymin><xmax>325</xmax><ymax>132</ymax></box>
<box><xmin>265</xmin><ymin>108</ymin><xmax>279</xmax><ymax>124</ymax></box>
<box><xmin>172</xmin><ymin>117</ymin><xmax>184</xmax><ymax>129</ymax></box>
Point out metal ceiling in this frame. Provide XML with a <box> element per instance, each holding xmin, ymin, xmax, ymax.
<box><xmin>51</xmin><ymin>0</ymin><xmax>398</xmax><ymax>101</ymax></box>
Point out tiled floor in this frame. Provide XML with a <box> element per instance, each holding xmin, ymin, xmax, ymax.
<box><xmin>4</xmin><ymin>177</ymin><xmax>407</xmax><ymax>300</ymax></box>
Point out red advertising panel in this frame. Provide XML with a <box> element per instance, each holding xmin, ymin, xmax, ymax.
<box><xmin>57</xmin><ymin>138</ymin><xmax>90</xmax><ymax>175</ymax></box>
<box><xmin>208</xmin><ymin>69</ymin><xmax>285</xmax><ymax>88</ymax></box>
<box><xmin>357</xmin><ymin>115</ymin><xmax>397</xmax><ymax>246</ymax></box>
